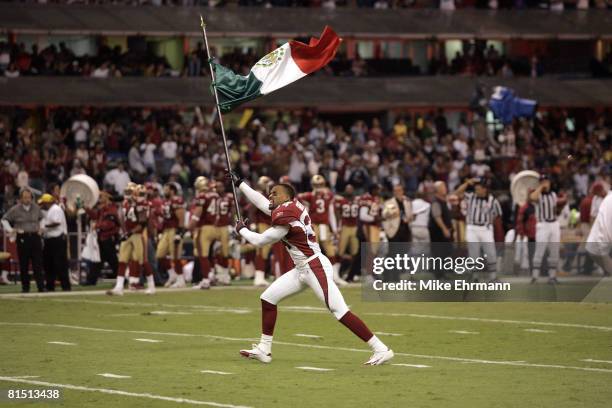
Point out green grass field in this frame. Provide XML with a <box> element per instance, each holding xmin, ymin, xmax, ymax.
<box><xmin>1</xmin><ymin>285</ymin><xmax>612</xmax><ymax>408</ymax></box>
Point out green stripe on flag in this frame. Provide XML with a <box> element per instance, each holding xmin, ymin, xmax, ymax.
<box><xmin>211</xmin><ymin>62</ymin><xmax>263</xmax><ymax>113</ymax></box>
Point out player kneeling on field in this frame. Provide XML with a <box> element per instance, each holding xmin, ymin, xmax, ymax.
<box><xmin>230</xmin><ymin>172</ymin><xmax>394</xmax><ymax>365</ymax></box>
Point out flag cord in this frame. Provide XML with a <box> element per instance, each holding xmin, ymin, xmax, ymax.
<box><xmin>199</xmin><ymin>14</ymin><xmax>242</xmax><ymax>221</ymax></box>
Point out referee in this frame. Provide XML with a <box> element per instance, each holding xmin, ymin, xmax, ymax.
<box><xmin>39</xmin><ymin>194</ymin><xmax>70</xmax><ymax>291</ymax></box>
<box><xmin>454</xmin><ymin>177</ymin><xmax>502</xmax><ymax>281</ymax></box>
<box><xmin>529</xmin><ymin>174</ymin><xmax>560</xmax><ymax>284</ymax></box>
<box><xmin>1</xmin><ymin>188</ymin><xmax>44</xmax><ymax>293</ymax></box>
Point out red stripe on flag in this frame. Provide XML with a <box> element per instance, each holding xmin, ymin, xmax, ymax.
<box><xmin>289</xmin><ymin>26</ymin><xmax>341</xmax><ymax>75</ymax></box>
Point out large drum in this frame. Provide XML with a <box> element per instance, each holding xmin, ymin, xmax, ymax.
<box><xmin>510</xmin><ymin>170</ymin><xmax>540</xmax><ymax>205</ymax></box>
<box><xmin>60</xmin><ymin>174</ymin><xmax>100</xmax><ymax>209</ymax></box>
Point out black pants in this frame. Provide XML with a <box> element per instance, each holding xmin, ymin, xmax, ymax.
<box><xmin>43</xmin><ymin>235</ymin><xmax>70</xmax><ymax>291</ymax></box>
<box><xmin>387</xmin><ymin>222</ymin><xmax>412</xmax><ymax>282</ymax></box>
<box><xmin>87</xmin><ymin>237</ymin><xmax>119</xmax><ymax>285</ymax></box>
<box><xmin>16</xmin><ymin>233</ymin><xmax>44</xmax><ymax>292</ymax></box>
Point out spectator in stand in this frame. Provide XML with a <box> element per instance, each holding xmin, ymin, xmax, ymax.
<box><xmin>104</xmin><ymin>161</ymin><xmax>131</xmax><ymax>195</ymax></box>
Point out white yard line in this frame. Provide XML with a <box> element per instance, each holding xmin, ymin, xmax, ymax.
<box><xmin>581</xmin><ymin>359</ymin><xmax>612</xmax><ymax>364</ymax></box>
<box><xmin>200</xmin><ymin>370</ymin><xmax>233</xmax><ymax>375</ymax></box>
<box><xmin>98</xmin><ymin>373</ymin><xmax>131</xmax><ymax>379</ymax></box>
<box><xmin>524</xmin><ymin>329</ymin><xmax>555</xmax><ymax>333</ymax></box>
<box><xmin>0</xmin><ymin>376</ymin><xmax>252</xmax><ymax>408</ymax></box>
<box><xmin>374</xmin><ymin>332</ymin><xmax>404</xmax><ymax>337</ymax></box>
<box><xmin>392</xmin><ymin>363</ymin><xmax>430</xmax><ymax>368</ymax></box>
<box><xmin>149</xmin><ymin>311</ymin><xmax>193</xmax><ymax>316</ymax></box>
<box><xmin>365</xmin><ymin>312</ymin><xmax>612</xmax><ymax>332</ymax></box>
<box><xmin>294</xmin><ymin>334</ymin><xmax>322</xmax><ymax>339</ymax></box>
<box><xmin>3</xmin><ymin>321</ymin><xmax>611</xmax><ymax>374</ymax></box>
<box><xmin>6</xmin><ymin>297</ymin><xmax>610</xmax><ymax>332</ymax></box>
<box><xmin>449</xmin><ymin>330</ymin><xmax>479</xmax><ymax>335</ymax></box>
<box><xmin>295</xmin><ymin>367</ymin><xmax>334</xmax><ymax>372</ymax></box>
<box><xmin>134</xmin><ymin>338</ymin><xmax>163</xmax><ymax>343</ymax></box>
<box><xmin>4</xmin><ymin>298</ymin><xmax>252</xmax><ymax>314</ymax></box>
<box><xmin>47</xmin><ymin>341</ymin><xmax>77</xmax><ymax>346</ymax></box>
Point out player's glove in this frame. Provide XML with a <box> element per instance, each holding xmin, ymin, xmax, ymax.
<box><xmin>235</xmin><ymin>218</ymin><xmax>249</xmax><ymax>235</ymax></box>
<box><xmin>226</xmin><ymin>169</ymin><xmax>244</xmax><ymax>187</ymax></box>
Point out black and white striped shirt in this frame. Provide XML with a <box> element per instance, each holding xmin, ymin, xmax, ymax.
<box><xmin>464</xmin><ymin>192</ymin><xmax>502</xmax><ymax>226</ymax></box>
<box><xmin>535</xmin><ymin>191</ymin><xmax>557</xmax><ymax>222</ymax></box>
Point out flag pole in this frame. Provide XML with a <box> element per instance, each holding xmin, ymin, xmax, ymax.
<box><xmin>199</xmin><ymin>14</ymin><xmax>242</xmax><ymax>221</ymax></box>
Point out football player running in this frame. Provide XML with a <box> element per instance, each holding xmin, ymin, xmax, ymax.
<box><xmin>231</xmin><ymin>172</ymin><xmax>394</xmax><ymax>366</ymax></box>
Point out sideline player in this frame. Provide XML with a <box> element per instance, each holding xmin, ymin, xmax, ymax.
<box><xmin>106</xmin><ymin>182</ymin><xmax>137</xmax><ymax>295</ymax></box>
<box><xmin>298</xmin><ymin>175</ymin><xmax>345</xmax><ymax>285</ymax></box>
<box><xmin>231</xmin><ymin>173</ymin><xmax>394</xmax><ymax>365</ymax></box>
<box><xmin>214</xmin><ymin>181</ymin><xmax>233</xmax><ymax>285</ymax></box>
<box><xmin>158</xmin><ymin>182</ymin><xmax>186</xmax><ymax>288</ymax></box>
<box><xmin>334</xmin><ymin>184</ymin><xmax>359</xmax><ymax>278</ymax></box>
<box><xmin>190</xmin><ymin>176</ymin><xmax>219</xmax><ymax>289</ymax></box>
<box><xmin>454</xmin><ymin>177</ymin><xmax>502</xmax><ymax>281</ymax></box>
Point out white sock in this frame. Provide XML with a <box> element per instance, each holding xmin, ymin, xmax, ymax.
<box><xmin>1</xmin><ymin>270</ymin><xmax>8</xmax><ymax>280</ymax></box>
<box><xmin>367</xmin><ymin>335</ymin><xmax>387</xmax><ymax>353</ymax></box>
<box><xmin>548</xmin><ymin>268</ymin><xmax>557</xmax><ymax>278</ymax></box>
<box><xmin>259</xmin><ymin>334</ymin><xmax>273</xmax><ymax>354</ymax></box>
<box><xmin>146</xmin><ymin>275</ymin><xmax>155</xmax><ymax>288</ymax></box>
<box><xmin>114</xmin><ymin>276</ymin><xmax>125</xmax><ymax>290</ymax></box>
<box><xmin>128</xmin><ymin>276</ymin><xmax>139</xmax><ymax>284</ymax></box>
<box><xmin>488</xmin><ymin>272</ymin><xmax>497</xmax><ymax>280</ymax></box>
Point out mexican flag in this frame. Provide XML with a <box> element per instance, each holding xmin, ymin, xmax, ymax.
<box><xmin>211</xmin><ymin>26</ymin><xmax>340</xmax><ymax>113</ymax></box>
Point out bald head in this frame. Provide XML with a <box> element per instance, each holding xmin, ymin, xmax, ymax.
<box><xmin>434</xmin><ymin>181</ymin><xmax>447</xmax><ymax>197</ymax></box>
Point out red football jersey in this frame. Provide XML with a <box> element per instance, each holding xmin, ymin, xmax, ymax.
<box><xmin>358</xmin><ymin>193</ymin><xmax>382</xmax><ymax>225</ymax></box>
<box><xmin>298</xmin><ymin>190</ymin><xmax>335</xmax><ymax>225</ymax></box>
<box><xmin>194</xmin><ymin>191</ymin><xmax>220</xmax><ymax>226</ymax></box>
<box><xmin>334</xmin><ymin>195</ymin><xmax>359</xmax><ymax>227</ymax></box>
<box><xmin>125</xmin><ymin>202</ymin><xmax>149</xmax><ymax>233</ymax></box>
<box><xmin>149</xmin><ymin>197</ymin><xmax>164</xmax><ymax>231</ymax></box>
<box><xmin>161</xmin><ymin>196</ymin><xmax>184</xmax><ymax>230</ymax></box>
<box><xmin>216</xmin><ymin>193</ymin><xmax>234</xmax><ymax>227</ymax></box>
<box><xmin>271</xmin><ymin>199</ymin><xmax>321</xmax><ymax>264</ymax></box>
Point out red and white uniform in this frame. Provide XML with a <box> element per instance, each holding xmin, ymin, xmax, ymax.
<box><xmin>125</xmin><ymin>202</ymin><xmax>149</xmax><ymax>234</ymax></box>
<box><xmin>149</xmin><ymin>197</ymin><xmax>164</xmax><ymax>232</ymax></box>
<box><xmin>335</xmin><ymin>195</ymin><xmax>359</xmax><ymax>227</ymax></box>
<box><xmin>216</xmin><ymin>193</ymin><xmax>234</xmax><ymax>227</ymax></box>
<box><xmin>194</xmin><ymin>191</ymin><xmax>220</xmax><ymax>226</ymax></box>
<box><xmin>238</xmin><ymin>183</ymin><xmax>350</xmax><ymax>320</ymax></box>
<box><xmin>298</xmin><ymin>190</ymin><xmax>337</xmax><ymax>233</ymax></box>
<box><xmin>161</xmin><ymin>196</ymin><xmax>184</xmax><ymax>230</ymax></box>
<box><xmin>358</xmin><ymin>193</ymin><xmax>382</xmax><ymax>226</ymax></box>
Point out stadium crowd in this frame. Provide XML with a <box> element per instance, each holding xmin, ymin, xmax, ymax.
<box><xmin>0</xmin><ymin>39</ymin><xmax>559</xmax><ymax>78</ymax></box>
<box><xmin>0</xmin><ymin>106</ymin><xmax>610</xmax><ymax>211</ymax></box>
<box><xmin>0</xmin><ymin>105</ymin><xmax>610</xmax><ymax>290</ymax></box>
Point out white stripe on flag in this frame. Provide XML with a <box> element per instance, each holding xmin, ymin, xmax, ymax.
<box><xmin>251</xmin><ymin>43</ymin><xmax>306</xmax><ymax>95</ymax></box>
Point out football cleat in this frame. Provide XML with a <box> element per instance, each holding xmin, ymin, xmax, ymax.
<box><xmin>364</xmin><ymin>349</ymin><xmax>394</xmax><ymax>366</ymax></box>
<box><xmin>170</xmin><ymin>274</ymin><xmax>186</xmax><ymax>289</ymax></box>
<box><xmin>192</xmin><ymin>279</ymin><xmax>210</xmax><ymax>290</ymax></box>
<box><xmin>239</xmin><ymin>344</ymin><xmax>272</xmax><ymax>364</ymax></box>
<box><xmin>164</xmin><ymin>270</ymin><xmax>177</xmax><ymax>288</ymax></box>
<box><xmin>144</xmin><ymin>287</ymin><xmax>156</xmax><ymax>295</ymax></box>
<box><xmin>129</xmin><ymin>283</ymin><xmax>145</xmax><ymax>291</ymax></box>
<box><xmin>106</xmin><ymin>288</ymin><xmax>124</xmax><ymax>296</ymax></box>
